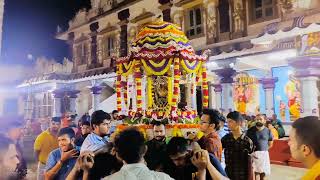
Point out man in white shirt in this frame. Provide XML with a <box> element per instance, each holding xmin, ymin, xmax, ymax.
<box><xmin>104</xmin><ymin>127</ymin><xmax>173</xmax><ymax>180</ymax></box>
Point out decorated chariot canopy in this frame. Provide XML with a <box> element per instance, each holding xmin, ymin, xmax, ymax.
<box><xmin>116</xmin><ymin>20</ymin><xmax>210</xmax><ymax>122</ymax></box>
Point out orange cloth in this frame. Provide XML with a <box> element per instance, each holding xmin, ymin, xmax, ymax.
<box><xmin>270</xmin><ymin>128</ymin><xmax>279</xmax><ymax>140</ymax></box>
<box><xmin>302</xmin><ymin>160</ymin><xmax>320</xmax><ymax>180</ymax></box>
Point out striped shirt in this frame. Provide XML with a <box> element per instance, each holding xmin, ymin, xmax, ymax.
<box><xmin>80</xmin><ymin>133</ymin><xmax>108</xmax><ymax>153</ymax></box>
<box><xmin>218</xmin><ymin>122</ymin><xmax>229</xmax><ymax>139</ymax></box>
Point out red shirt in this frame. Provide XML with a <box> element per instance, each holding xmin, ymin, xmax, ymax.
<box><xmin>61</xmin><ymin>117</ymin><xmax>71</xmax><ymax>128</ymax></box>
<box><xmin>198</xmin><ymin>131</ymin><xmax>222</xmax><ymax>161</ymax></box>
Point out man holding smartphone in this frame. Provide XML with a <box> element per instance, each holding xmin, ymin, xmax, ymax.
<box><xmin>45</xmin><ymin>127</ymin><xmax>79</xmax><ymax>180</ymax></box>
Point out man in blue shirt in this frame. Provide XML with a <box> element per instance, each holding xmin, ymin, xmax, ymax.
<box><xmin>81</xmin><ymin>110</ymin><xmax>111</xmax><ymax>153</ymax></box>
<box><xmin>45</xmin><ymin>127</ymin><xmax>79</xmax><ymax>180</ymax></box>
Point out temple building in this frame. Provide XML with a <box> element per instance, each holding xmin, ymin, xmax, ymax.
<box><xmin>18</xmin><ymin>0</ymin><xmax>320</xmax><ymax>126</ymax></box>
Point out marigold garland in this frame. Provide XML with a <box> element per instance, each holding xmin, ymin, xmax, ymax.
<box><xmin>123</xmin><ymin>77</ymin><xmax>128</xmax><ymax>108</ymax></box>
<box><xmin>147</xmin><ymin>77</ymin><xmax>153</xmax><ymax>108</ymax></box>
<box><xmin>180</xmin><ymin>59</ymin><xmax>202</xmax><ymax>74</ymax></box>
<box><xmin>172</xmin><ymin>57</ymin><xmax>180</xmax><ymax>112</ymax></box>
<box><xmin>116</xmin><ymin>64</ymin><xmax>122</xmax><ymax>111</ymax></box>
<box><xmin>116</xmin><ymin>123</ymin><xmax>200</xmax><ymax>131</ymax></box>
<box><xmin>202</xmin><ymin>63</ymin><xmax>209</xmax><ymax>108</ymax></box>
<box><xmin>141</xmin><ymin>59</ymin><xmax>172</xmax><ymax>75</ymax></box>
<box><xmin>167</xmin><ymin>76</ymin><xmax>173</xmax><ymax>106</ymax></box>
<box><xmin>134</xmin><ymin>60</ymin><xmax>143</xmax><ymax>112</ymax></box>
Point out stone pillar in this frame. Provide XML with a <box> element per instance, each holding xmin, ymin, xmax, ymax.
<box><xmin>90</xmin><ymin>86</ymin><xmax>103</xmax><ymax>111</ymax></box>
<box><xmin>52</xmin><ymin>90</ymin><xmax>64</xmax><ymax>117</ymax></box>
<box><xmin>289</xmin><ymin>56</ymin><xmax>320</xmax><ymax>117</ymax></box>
<box><xmin>204</xmin><ymin>0</ymin><xmax>218</xmax><ymax>44</ymax></box>
<box><xmin>213</xmin><ymin>84</ymin><xmax>222</xmax><ymax>110</ymax></box>
<box><xmin>68</xmin><ymin>90</ymin><xmax>80</xmax><ymax>115</ymax></box>
<box><xmin>118</xmin><ymin>9</ymin><xmax>130</xmax><ymax>57</ymax></box>
<box><xmin>260</xmin><ymin>77</ymin><xmax>278</xmax><ymax>117</ymax></box>
<box><xmin>215</xmin><ymin>68</ymin><xmax>236</xmax><ymax>113</ymax></box>
<box><xmin>208</xmin><ymin>82</ymin><xmax>214</xmax><ymax>108</ymax></box>
<box><xmin>158</xmin><ymin>0</ymin><xmax>172</xmax><ymax>22</ymax></box>
<box><xmin>191</xmin><ymin>83</ymin><xmax>197</xmax><ymax>110</ymax></box>
<box><xmin>89</xmin><ymin>22</ymin><xmax>99</xmax><ymax>67</ymax></box>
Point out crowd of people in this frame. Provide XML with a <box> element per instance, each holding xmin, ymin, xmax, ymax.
<box><xmin>0</xmin><ymin>109</ymin><xmax>320</xmax><ymax>180</ymax></box>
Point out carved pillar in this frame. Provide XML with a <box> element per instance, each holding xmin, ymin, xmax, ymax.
<box><xmin>90</xmin><ymin>86</ymin><xmax>103</xmax><ymax>111</ymax></box>
<box><xmin>52</xmin><ymin>90</ymin><xmax>64</xmax><ymax>117</ymax></box>
<box><xmin>208</xmin><ymin>82</ymin><xmax>214</xmax><ymax>108</ymax></box>
<box><xmin>289</xmin><ymin>56</ymin><xmax>320</xmax><ymax>117</ymax></box>
<box><xmin>68</xmin><ymin>90</ymin><xmax>80</xmax><ymax>115</ymax></box>
<box><xmin>158</xmin><ymin>0</ymin><xmax>173</xmax><ymax>22</ymax></box>
<box><xmin>215</xmin><ymin>68</ymin><xmax>236</xmax><ymax>113</ymax></box>
<box><xmin>90</xmin><ymin>22</ymin><xmax>99</xmax><ymax>67</ymax></box>
<box><xmin>213</xmin><ymin>84</ymin><xmax>222</xmax><ymax>111</ymax></box>
<box><xmin>260</xmin><ymin>78</ymin><xmax>278</xmax><ymax>117</ymax></box>
<box><xmin>204</xmin><ymin>0</ymin><xmax>218</xmax><ymax>44</ymax></box>
<box><xmin>118</xmin><ymin>9</ymin><xmax>130</xmax><ymax>57</ymax></box>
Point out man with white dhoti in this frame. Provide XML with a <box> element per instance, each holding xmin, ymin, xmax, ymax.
<box><xmin>247</xmin><ymin>115</ymin><xmax>273</xmax><ymax>180</ymax></box>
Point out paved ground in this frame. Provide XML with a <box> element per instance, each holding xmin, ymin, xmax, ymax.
<box><xmin>269</xmin><ymin>164</ymin><xmax>306</xmax><ymax>180</ymax></box>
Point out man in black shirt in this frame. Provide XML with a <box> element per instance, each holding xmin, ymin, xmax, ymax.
<box><xmin>247</xmin><ymin>115</ymin><xmax>273</xmax><ymax>180</ymax></box>
<box><xmin>222</xmin><ymin>111</ymin><xmax>254</xmax><ymax>180</ymax></box>
<box><xmin>75</xmin><ymin>121</ymin><xmax>91</xmax><ymax>147</ymax></box>
<box><xmin>144</xmin><ymin>121</ymin><xmax>169</xmax><ymax>171</ymax></box>
<box><xmin>164</xmin><ymin>137</ymin><xmax>226</xmax><ymax>180</ymax></box>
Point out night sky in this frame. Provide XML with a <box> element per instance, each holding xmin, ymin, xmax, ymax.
<box><xmin>2</xmin><ymin>0</ymin><xmax>91</xmax><ymax>64</ymax></box>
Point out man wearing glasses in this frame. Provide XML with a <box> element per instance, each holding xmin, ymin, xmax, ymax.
<box><xmin>197</xmin><ymin>109</ymin><xmax>223</xmax><ymax>161</ymax></box>
<box><xmin>80</xmin><ymin>110</ymin><xmax>111</xmax><ymax>153</ymax></box>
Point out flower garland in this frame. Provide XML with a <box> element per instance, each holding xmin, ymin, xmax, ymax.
<box><xmin>141</xmin><ymin>58</ymin><xmax>172</xmax><ymax>75</ymax></box>
<box><xmin>147</xmin><ymin>77</ymin><xmax>153</xmax><ymax>108</ymax></box>
<box><xmin>116</xmin><ymin>78</ymin><xmax>122</xmax><ymax>111</ymax></box>
<box><xmin>180</xmin><ymin>59</ymin><xmax>202</xmax><ymax>74</ymax></box>
<box><xmin>172</xmin><ymin>57</ymin><xmax>180</xmax><ymax>112</ymax></box>
<box><xmin>116</xmin><ymin>64</ymin><xmax>122</xmax><ymax>112</ymax></box>
<box><xmin>122</xmin><ymin>77</ymin><xmax>128</xmax><ymax>108</ymax></box>
<box><xmin>116</xmin><ymin>123</ymin><xmax>200</xmax><ymax>131</ymax></box>
<box><xmin>167</xmin><ymin>76</ymin><xmax>173</xmax><ymax>106</ymax></box>
<box><xmin>202</xmin><ymin>63</ymin><xmax>209</xmax><ymax>108</ymax></box>
<box><xmin>134</xmin><ymin>60</ymin><xmax>143</xmax><ymax>112</ymax></box>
